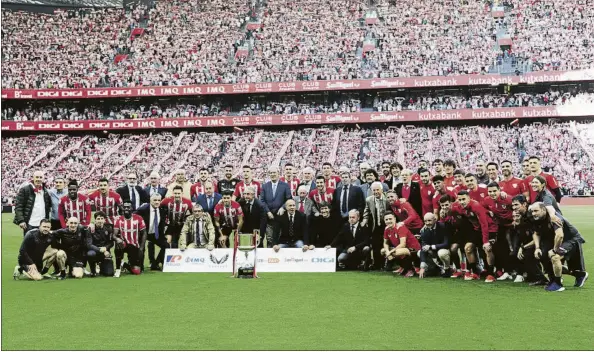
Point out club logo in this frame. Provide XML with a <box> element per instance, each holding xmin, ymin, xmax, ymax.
<box><xmin>210</xmin><ymin>253</ymin><xmax>229</xmax><ymax>264</ymax></box>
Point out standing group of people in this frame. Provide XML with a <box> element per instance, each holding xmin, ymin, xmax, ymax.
<box><xmin>13</xmin><ymin>156</ymin><xmax>588</xmax><ymax>291</ymax></box>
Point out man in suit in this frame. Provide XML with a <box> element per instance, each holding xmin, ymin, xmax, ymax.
<box><xmin>362</xmin><ymin>182</ymin><xmax>391</xmax><ymax>270</ymax></box>
<box><xmin>196</xmin><ymin>181</ymin><xmax>222</xmax><ymax>219</ymax></box>
<box><xmin>333</xmin><ymin>167</ymin><xmax>365</xmax><ymax>225</ymax></box>
<box><xmin>260</xmin><ymin>166</ymin><xmax>292</xmax><ymax>247</ymax></box>
<box><xmin>293</xmin><ymin>186</ymin><xmax>314</xmax><ymax>217</ymax></box>
<box><xmin>144</xmin><ymin>171</ymin><xmax>167</xmax><ymax>199</ymax></box>
<box><xmin>179</xmin><ymin>204</ymin><xmax>216</xmax><ymax>250</ymax></box>
<box><xmin>395</xmin><ymin>169</ymin><xmax>423</xmax><ymax>218</ymax></box>
<box><xmin>238</xmin><ymin>186</ymin><xmax>267</xmax><ymax>247</ymax></box>
<box><xmin>299</xmin><ymin>167</ymin><xmax>317</xmax><ymax>192</ymax></box>
<box><xmin>116</xmin><ymin>172</ymin><xmax>149</xmax><ymax>211</ymax></box>
<box><xmin>274</xmin><ymin>199</ymin><xmax>308</xmax><ymax>252</ymax></box>
<box><xmin>359</xmin><ymin>169</ymin><xmax>389</xmax><ymax>198</ymax></box>
<box><xmin>134</xmin><ymin>193</ymin><xmax>168</xmax><ymax>270</ymax></box>
<box><xmin>385</xmin><ymin>162</ymin><xmax>404</xmax><ymax>190</ymax></box>
<box><xmin>327</xmin><ymin>209</ymin><xmax>371</xmax><ymax>270</ymax></box>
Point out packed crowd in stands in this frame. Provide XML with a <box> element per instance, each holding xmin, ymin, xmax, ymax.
<box><xmin>2</xmin><ymin>0</ymin><xmax>592</xmax><ymax>89</ymax></box>
<box><xmin>4</xmin><ymin>89</ymin><xmax>594</xmax><ymax>121</ymax></box>
<box><xmin>3</xmin><ymin>121</ymin><xmax>594</xmax><ymax>205</ymax></box>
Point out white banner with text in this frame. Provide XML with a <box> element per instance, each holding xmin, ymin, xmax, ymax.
<box><xmin>163</xmin><ymin>248</ymin><xmax>336</xmax><ymax>273</ymax></box>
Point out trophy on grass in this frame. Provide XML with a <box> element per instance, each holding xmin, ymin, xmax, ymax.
<box><xmin>232</xmin><ymin>229</ymin><xmax>260</xmax><ymax>278</ymax></box>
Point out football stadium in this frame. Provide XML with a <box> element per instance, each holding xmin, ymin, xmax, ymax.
<box><xmin>1</xmin><ymin>0</ymin><xmax>594</xmax><ymax>350</ymax></box>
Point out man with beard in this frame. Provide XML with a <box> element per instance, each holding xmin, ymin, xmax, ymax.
<box><xmin>14</xmin><ymin>170</ymin><xmax>51</xmax><ymax>236</ymax></box>
<box><xmin>117</xmin><ymin>173</ymin><xmax>149</xmax><ymax>211</ymax></box>
<box><xmin>280</xmin><ymin>163</ymin><xmax>300</xmax><ymax>197</ymax></box>
<box><xmin>190</xmin><ymin>168</ymin><xmax>218</xmax><ymax>201</ymax></box>
<box><xmin>475</xmin><ymin>160</ymin><xmax>490</xmax><ymax>186</ymax></box>
<box><xmin>418</xmin><ymin>168</ymin><xmax>436</xmax><ymax>217</ymax></box>
<box><xmin>14</xmin><ymin>219</ymin><xmax>54</xmax><ymax>281</ymax></box>
<box><xmin>308</xmin><ymin>202</ymin><xmax>339</xmax><ymax>249</ymax></box>
<box><xmin>386</xmin><ymin>190</ymin><xmax>423</xmax><ymax>234</ymax></box>
<box><xmin>86</xmin><ymin>212</ymin><xmax>114</xmax><ymax>277</ymax></box>
<box><xmin>511</xmin><ymin>195</ymin><xmax>547</xmax><ymax>285</ymax></box>
<box><xmin>161</xmin><ymin>186</ymin><xmax>193</xmax><ymax>248</ymax></box>
<box><xmin>529</xmin><ymin>202</ymin><xmax>588</xmax><ymax>291</ymax></box>
<box><xmin>379</xmin><ymin>161</ymin><xmax>392</xmax><ymax>183</ymax></box>
<box><xmin>218</xmin><ymin>165</ymin><xmax>239</xmax><ymax>194</ymax></box>
<box><xmin>214</xmin><ymin>191</ymin><xmax>245</xmax><ymax>248</ymax></box>
<box><xmin>53</xmin><ymin>217</ymin><xmax>89</xmax><ymax>279</ymax></box>
<box><xmin>88</xmin><ymin>178</ymin><xmax>122</xmax><ymax>224</ymax></box>
<box><xmin>309</xmin><ymin>176</ymin><xmax>335</xmax><ymax>217</ymax></box>
<box><xmin>113</xmin><ymin>201</ymin><xmax>147</xmax><ymax>277</ymax></box>
<box><xmin>321</xmin><ymin>162</ymin><xmax>341</xmax><ymax>190</ymax></box>
<box><xmin>499</xmin><ymin>160</ymin><xmax>528</xmax><ymax>198</ymax></box>
<box><xmin>234</xmin><ymin>165</ymin><xmax>262</xmax><ymax>201</ymax></box>
<box><xmin>165</xmin><ymin>169</ymin><xmax>192</xmax><ymax>199</ymax></box>
<box><xmin>465</xmin><ymin>173</ymin><xmax>489</xmax><ymax>203</ymax></box>
<box><xmin>58</xmin><ymin>180</ymin><xmax>91</xmax><ymax>228</ymax></box>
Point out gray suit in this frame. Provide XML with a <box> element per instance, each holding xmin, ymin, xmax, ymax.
<box><xmin>359</xmin><ymin>182</ymin><xmax>390</xmax><ymax>198</ymax></box>
<box><xmin>293</xmin><ymin>196</ymin><xmax>313</xmax><ymax>217</ymax></box>
<box><xmin>362</xmin><ymin>194</ymin><xmax>391</xmax><ymax>268</ymax></box>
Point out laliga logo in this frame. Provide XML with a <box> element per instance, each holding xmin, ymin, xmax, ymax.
<box><xmin>210</xmin><ymin>253</ymin><xmax>229</xmax><ymax>264</ymax></box>
<box><xmin>166</xmin><ymin>255</ymin><xmax>182</xmax><ymax>263</ymax></box>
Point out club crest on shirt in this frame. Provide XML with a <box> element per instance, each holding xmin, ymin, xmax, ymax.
<box><xmin>502</xmin><ymin>204</ymin><xmax>507</xmax><ymax>209</ymax></box>
<box><xmin>512</xmin><ymin>184</ymin><xmax>518</xmax><ymax>188</ymax></box>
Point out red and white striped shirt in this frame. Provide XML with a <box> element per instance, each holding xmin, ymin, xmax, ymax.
<box><xmin>113</xmin><ymin>214</ymin><xmax>146</xmax><ymax>247</ymax></box>
<box><xmin>323</xmin><ymin>176</ymin><xmax>341</xmax><ymax>190</ymax></box>
<box><xmin>280</xmin><ymin>176</ymin><xmax>300</xmax><ymax>197</ymax></box>
<box><xmin>214</xmin><ymin>201</ymin><xmax>244</xmax><ymax>229</ymax></box>
<box><xmin>58</xmin><ymin>194</ymin><xmax>92</xmax><ymax>227</ymax></box>
<box><xmin>88</xmin><ymin>190</ymin><xmax>122</xmax><ymax>223</ymax></box>
<box><xmin>160</xmin><ymin>197</ymin><xmax>193</xmax><ymax>226</ymax></box>
<box><xmin>309</xmin><ymin>188</ymin><xmax>335</xmax><ymax>205</ymax></box>
<box><xmin>233</xmin><ymin>180</ymin><xmax>261</xmax><ymax>199</ymax></box>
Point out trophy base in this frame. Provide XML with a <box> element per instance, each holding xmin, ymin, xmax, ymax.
<box><xmin>237</xmin><ymin>267</ymin><xmax>257</xmax><ymax>279</ymax></box>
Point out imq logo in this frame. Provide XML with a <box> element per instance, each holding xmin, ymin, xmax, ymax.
<box><xmin>312</xmin><ymin>258</ymin><xmax>335</xmax><ymax>263</ymax></box>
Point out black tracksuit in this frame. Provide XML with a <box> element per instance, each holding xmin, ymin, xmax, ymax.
<box><xmin>18</xmin><ymin>229</ymin><xmax>54</xmax><ymax>271</ymax></box>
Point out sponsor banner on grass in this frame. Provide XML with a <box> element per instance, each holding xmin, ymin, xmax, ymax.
<box><xmin>2</xmin><ymin>106</ymin><xmax>583</xmax><ymax>132</ymax></box>
<box><xmin>162</xmin><ymin>248</ymin><xmax>336</xmax><ymax>273</ymax></box>
<box><xmin>2</xmin><ymin>70</ymin><xmax>592</xmax><ymax>100</ymax></box>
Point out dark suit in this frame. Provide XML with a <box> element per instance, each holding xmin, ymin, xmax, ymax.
<box><xmin>238</xmin><ymin>198</ymin><xmax>267</xmax><ymax>247</ymax></box>
<box><xmin>260</xmin><ymin>181</ymin><xmax>292</xmax><ymax>246</ymax></box>
<box><xmin>385</xmin><ymin>177</ymin><xmax>402</xmax><ymax>191</ymax></box>
<box><xmin>362</xmin><ymin>195</ymin><xmax>391</xmax><ymax>268</ymax></box>
<box><xmin>116</xmin><ymin>185</ymin><xmax>149</xmax><ymax>210</ymax></box>
<box><xmin>308</xmin><ymin>215</ymin><xmax>339</xmax><ymax>247</ymax></box>
<box><xmin>134</xmin><ymin>203</ymin><xmax>168</xmax><ymax>268</ymax></box>
<box><xmin>332</xmin><ymin>185</ymin><xmax>365</xmax><ymax>221</ymax></box>
<box><xmin>396</xmin><ymin>182</ymin><xmax>423</xmax><ymax>219</ymax></box>
<box><xmin>331</xmin><ymin>222</ymin><xmax>371</xmax><ymax>268</ymax></box>
<box><xmin>276</xmin><ymin>211</ymin><xmax>306</xmax><ymax>246</ymax></box>
<box><xmin>196</xmin><ymin>193</ymin><xmax>222</xmax><ymax>218</ymax></box>
<box><xmin>144</xmin><ymin>185</ymin><xmax>167</xmax><ymax>199</ymax></box>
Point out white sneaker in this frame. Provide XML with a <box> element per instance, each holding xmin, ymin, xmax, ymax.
<box><xmin>513</xmin><ymin>275</ymin><xmax>525</xmax><ymax>283</ymax></box>
<box><xmin>113</xmin><ymin>269</ymin><xmax>121</xmax><ymax>278</ymax></box>
<box><xmin>13</xmin><ymin>265</ymin><xmax>20</xmax><ymax>280</ymax></box>
<box><xmin>497</xmin><ymin>272</ymin><xmax>513</xmax><ymax>281</ymax></box>
<box><xmin>83</xmin><ymin>269</ymin><xmax>91</xmax><ymax>276</ymax></box>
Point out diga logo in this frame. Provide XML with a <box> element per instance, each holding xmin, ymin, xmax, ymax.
<box><xmin>268</xmin><ymin>258</ymin><xmax>280</xmax><ymax>263</ymax></box>
<box><xmin>166</xmin><ymin>255</ymin><xmax>182</xmax><ymax>263</ymax></box>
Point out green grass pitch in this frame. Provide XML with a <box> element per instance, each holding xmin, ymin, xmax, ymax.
<box><xmin>2</xmin><ymin>208</ymin><xmax>594</xmax><ymax>350</ymax></box>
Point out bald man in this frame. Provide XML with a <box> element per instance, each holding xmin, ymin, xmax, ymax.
<box><xmin>52</xmin><ymin>217</ymin><xmax>90</xmax><ymax>279</ymax></box>
<box><xmin>418</xmin><ymin>213</ymin><xmax>452</xmax><ymax>278</ymax></box>
<box><xmin>166</xmin><ymin>169</ymin><xmax>192</xmax><ymax>199</ymax></box>
<box><xmin>14</xmin><ymin>171</ymin><xmax>52</xmax><ymax>236</ymax></box>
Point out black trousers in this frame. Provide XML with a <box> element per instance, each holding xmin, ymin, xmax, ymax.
<box><xmin>147</xmin><ymin>234</ymin><xmax>168</xmax><ymax>267</ymax></box>
<box><xmin>371</xmin><ymin>224</ymin><xmax>385</xmax><ymax>268</ymax></box>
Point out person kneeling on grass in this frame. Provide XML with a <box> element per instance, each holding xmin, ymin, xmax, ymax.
<box><xmin>113</xmin><ymin>201</ymin><xmax>147</xmax><ymax>278</ymax></box>
<box><xmin>52</xmin><ymin>217</ymin><xmax>89</xmax><ymax>279</ymax></box>
<box><xmin>179</xmin><ymin>204</ymin><xmax>216</xmax><ymax>251</ymax></box>
<box><xmin>86</xmin><ymin>212</ymin><xmax>115</xmax><ymax>277</ymax></box>
<box><xmin>14</xmin><ymin>219</ymin><xmax>55</xmax><ymax>281</ymax></box>
<box><xmin>529</xmin><ymin>202</ymin><xmax>588</xmax><ymax>292</ymax></box>
<box><xmin>381</xmin><ymin>212</ymin><xmax>421</xmax><ymax>277</ymax></box>
<box><xmin>418</xmin><ymin>213</ymin><xmax>452</xmax><ymax>278</ymax></box>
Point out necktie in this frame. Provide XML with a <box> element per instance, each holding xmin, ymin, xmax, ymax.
<box><xmin>341</xmin><ymin>186</ymin><xmax>348</xmax><ymax>213</ymax></box>
<box><xmin>351</xmin><ymin>225</ymin><xmax>356</xmax><ymax>238</ymax></box>
<box><xmin>131</xmin><ymin>187</ymin><xmax>137</xmax><ymax>210</ymax></box>
<box><xmin>246</xmin><ymin>202</ymin><xmax>252</xmax><ymax>216</ymax></box>
<box><xmin>195</xmin><ymin>220</ymin><xmax>199</xmax><ymax>246</ymax></box>
<box><xmin>289</xmin><ymin>215</ymin><xmax>294</xmax><ymax>238</ymax></box>
<box><xmin>153</xmin><ymin>208</ymin><xmax>159</xmax><ymax>239</ymax></box>
<box><xmin>299</xmin><ymin>200</ymin><xmax>305</xmax><ymax>213</ymax></box>
<box><xmin>208</xmin><ymin>197</ymin><xmax>212</xmax><ymax>211</ymax></box>
<box><xmin>272</xmin><ymin>183</ymin><xmax>277</xmax><ymax>198</ymax></box>
<box><xmin>152</xmin><ymin>187</ymin><xmax>157</xmax><ymax>195</ymax></box>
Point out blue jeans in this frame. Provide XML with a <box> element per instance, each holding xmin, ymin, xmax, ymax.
<box><xmin>278</xmin><ymin>240</ymin><xmax>305</xmax><ymax>248</ymax></box>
